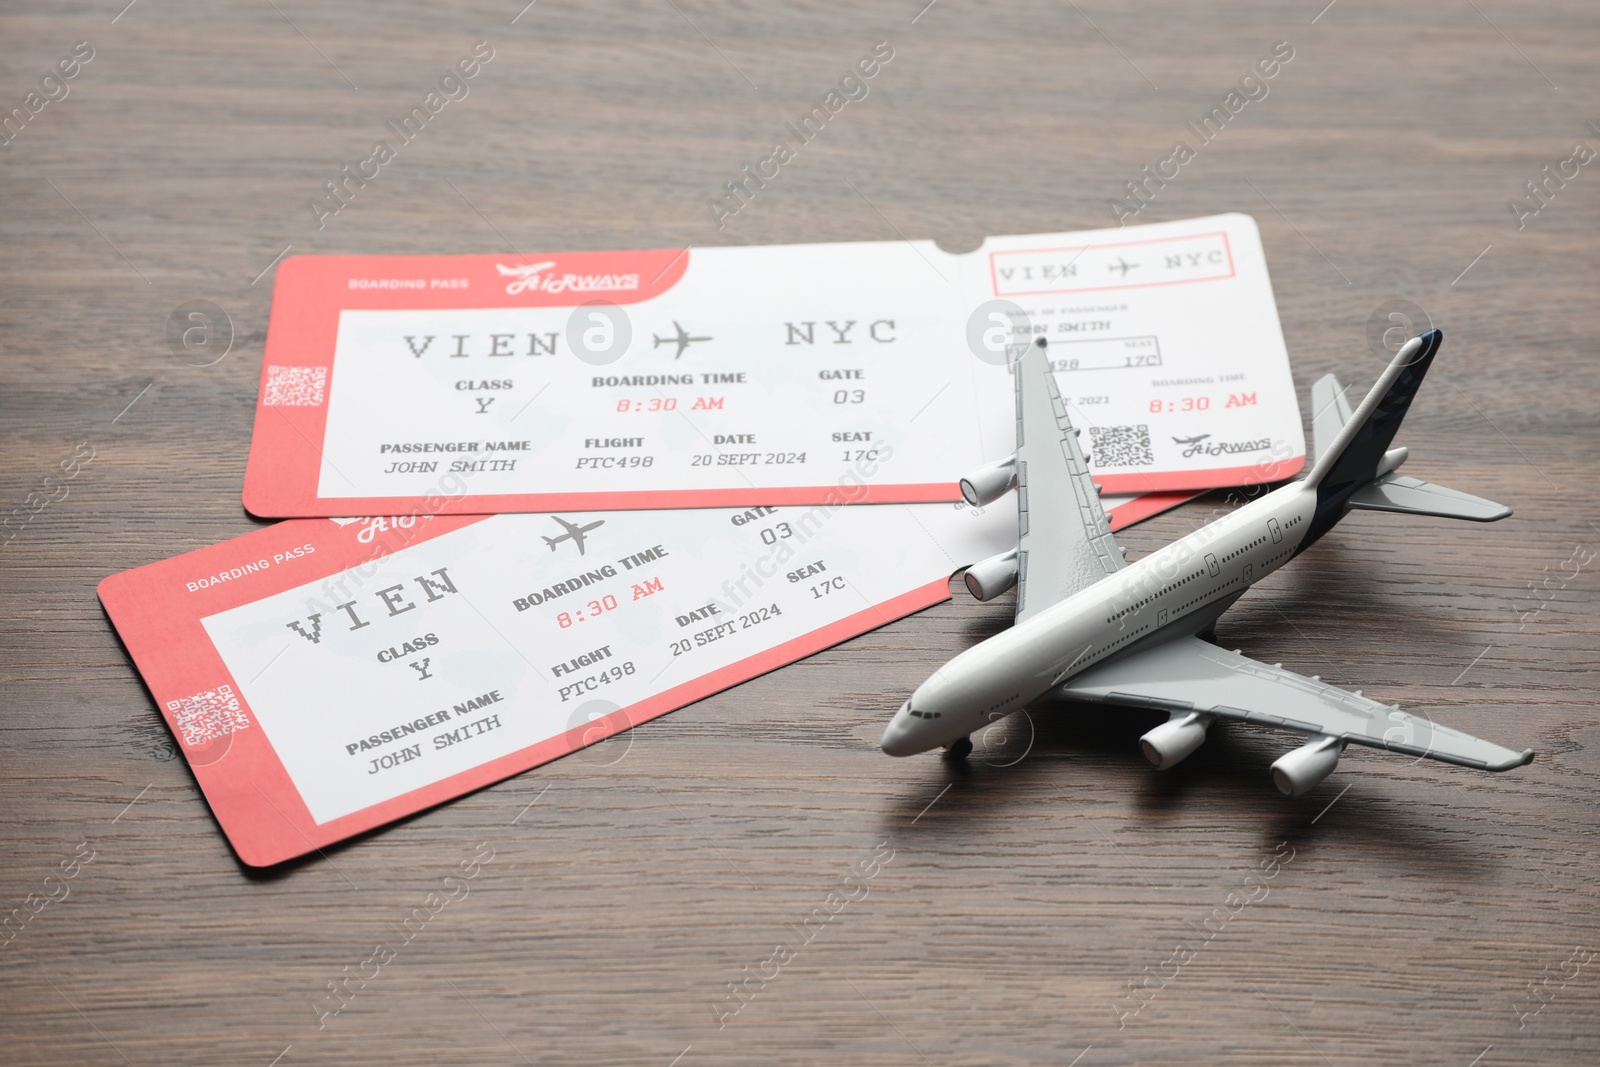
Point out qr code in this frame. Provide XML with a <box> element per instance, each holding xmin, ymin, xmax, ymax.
<box><xmin>1089</xmin><ymin>424</ymin><xmax>1155</xmax><ymax>467</ymax></box>
<box><xmin>166</xmin><ymin>685</ymin><xmax>251</xmax><ymax>747</ymax></box>
<box><xmin>262</xmin><ymin>365</ymin><xmax>328</xmax><ymax>407</ymax></box>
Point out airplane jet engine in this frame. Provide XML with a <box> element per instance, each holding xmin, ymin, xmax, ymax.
<box><xmin>1270</xmin><ymin>736</ymin><xmax>1343</xmax><ymax>796</ymax></box>
<box><xmin>959</xmin><ymin>455</ymin><xmax>1017</xmax><ymax>507</ymax></box>
<box><xmin>1138</xmin><ymin>712</ymin><xmax>1210</xmax><ymax>769</ymax></box>
<box><xmin>962</xmin><ymin>548</ymin><xmax>1019</xmax><ymax>601</ymax></box>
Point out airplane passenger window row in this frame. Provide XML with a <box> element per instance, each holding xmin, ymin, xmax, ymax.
<box><xmin>1105</xmin><ymin>622</ymin><xmax>1150</xmax><ymax>650</ymax></box>
<box><xmin>1180</xmin><ymin>573</ymin><xmax>1237</xmax><ymax>609</ymax></box>
<box><xmin>1106</xmin><ymin>569</ymin><xmax>1207</xmax><ymax>624</ymax></box>
<box><xmin>1221</xmin><ymin>535</ymin><xmax>1270</xmax><ymax>563</ymax></box>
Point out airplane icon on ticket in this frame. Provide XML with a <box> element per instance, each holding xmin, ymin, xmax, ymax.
<box><xmin>543</xmin><ymin>515</ymin><xmax>605</xmax><ymax>555</ymax></box>
<box><xmin>652</xmin><ymin>321</ymin><xmax>712</xmax><ymax>359</ymax></box>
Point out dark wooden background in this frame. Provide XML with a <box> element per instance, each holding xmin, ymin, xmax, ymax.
<box><xmin>3</xmin><ymin>1</ymin><xmax>1597</xmax><ymax>1063</ymax></box>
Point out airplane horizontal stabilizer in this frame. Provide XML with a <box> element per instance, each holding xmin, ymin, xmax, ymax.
<box><xmin>1347</xmin><ymin>474</ymin><xmax>1511</xmax><ymax>522</ymax></box>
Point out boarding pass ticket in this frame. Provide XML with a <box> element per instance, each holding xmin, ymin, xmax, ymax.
<box><xmin>242</xmin><ymin>213</ymin><xmax>1303</xmax><ymax>518</ymax></box>
<box><xmin>99</xmin><ymin>491</ymin><xmax>1189</xmax><ymax>866</ymax></box>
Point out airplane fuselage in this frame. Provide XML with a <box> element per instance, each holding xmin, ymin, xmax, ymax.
<box><xmin>882</xmin><ymin>481</ymin><xmax>1321</xmax><ymax>755</ymax></box>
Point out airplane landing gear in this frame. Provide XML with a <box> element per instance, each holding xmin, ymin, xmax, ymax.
<box><xmin>943</xmin><ymin>736</ymin><xmax>973</xmax><ymax>761</ymax></box>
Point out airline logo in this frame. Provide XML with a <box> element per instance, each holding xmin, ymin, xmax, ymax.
<box><xmin>495</xmin><ymin>260</ymin><xmax>641</xmax><ymax>296</ymax></box>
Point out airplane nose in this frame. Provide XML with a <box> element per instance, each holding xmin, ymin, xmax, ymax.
<box><xmin>881</xmin><ymin>702</ymin><xmax>920</xmax><ymax>757</ymax></box>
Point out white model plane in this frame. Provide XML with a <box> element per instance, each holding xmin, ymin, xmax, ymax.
<box><xmin>881</xmin><ymin>331</ymin><xmax>1534</xmax><ymax>795</ymax></box>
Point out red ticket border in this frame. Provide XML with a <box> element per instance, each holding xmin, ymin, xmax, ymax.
<box><xmin>987</xmin><ymin>229</ymin><xmax>1238</xmax><ymax>297</ymax></box>
<box><xmin>1098</xmin><ymin>457</ymin><xmax>1304</xmax><ymax>494</ymax></box>
<box><xmin>98</xmin><ymin>494</ymin><xmax>1195</xmax><ymax>868</ymax></box>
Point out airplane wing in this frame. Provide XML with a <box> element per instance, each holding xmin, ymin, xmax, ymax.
<box><xmin>1054</xmin><ymin>636</ymin><xmax>1534</xmax><ymax>771</ymax></box>
<box><xmin>1012</xmin><ymin>340</ymin><xmax>1127</xmax><ymax>624</ymax></box>
<box><xmin>551</xmin><ymin>516</ymin><xmax>581</xmax><ymax>535</ymax></box>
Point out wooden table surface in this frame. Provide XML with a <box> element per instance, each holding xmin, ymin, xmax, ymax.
<box><xmin>3</xmin><ymin>1</ymin><xmax>1597</xmax><ymax>1063</ymax></box>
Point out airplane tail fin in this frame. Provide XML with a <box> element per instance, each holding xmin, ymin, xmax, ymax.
<box><xmin>1303</xmin><ymin>329</ymin><xmax>1509</xmax><ymax>523</ymax></box>
<box><xmin>542</xmin><ymin>536</ymin><xmax>559</xmax><ymax>550</ymax></box>
<box><xmin>1309</xmin><ymin>373</ymin><xmax>1355</xmax><ymax>466</ymax></box>
<box><xmin>1304</xmin><ymin>329</ymin><xmax>1440</xmax><ymax>493</ymax></box>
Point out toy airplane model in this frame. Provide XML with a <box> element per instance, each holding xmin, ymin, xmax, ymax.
<box><xmin>881</xmin><ymin>331</ymin><xmax>1534</xmax><ymax>795</ymax></box>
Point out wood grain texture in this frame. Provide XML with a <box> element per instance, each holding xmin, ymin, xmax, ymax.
<box><xmin>2</xmin><ymin>1</ymin><xmax>1598</xmax><ymax>1064</ymax></box>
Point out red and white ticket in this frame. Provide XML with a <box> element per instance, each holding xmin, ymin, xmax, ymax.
<box><xmin>241</xmin><ymin>214</ymin><xmax>1302</xmax><ymax>518</ymax></box>
<box><xmin>98</xmin><ymin>492</ymin><xmax>1189</xmax><ymax>866</ymax></box>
